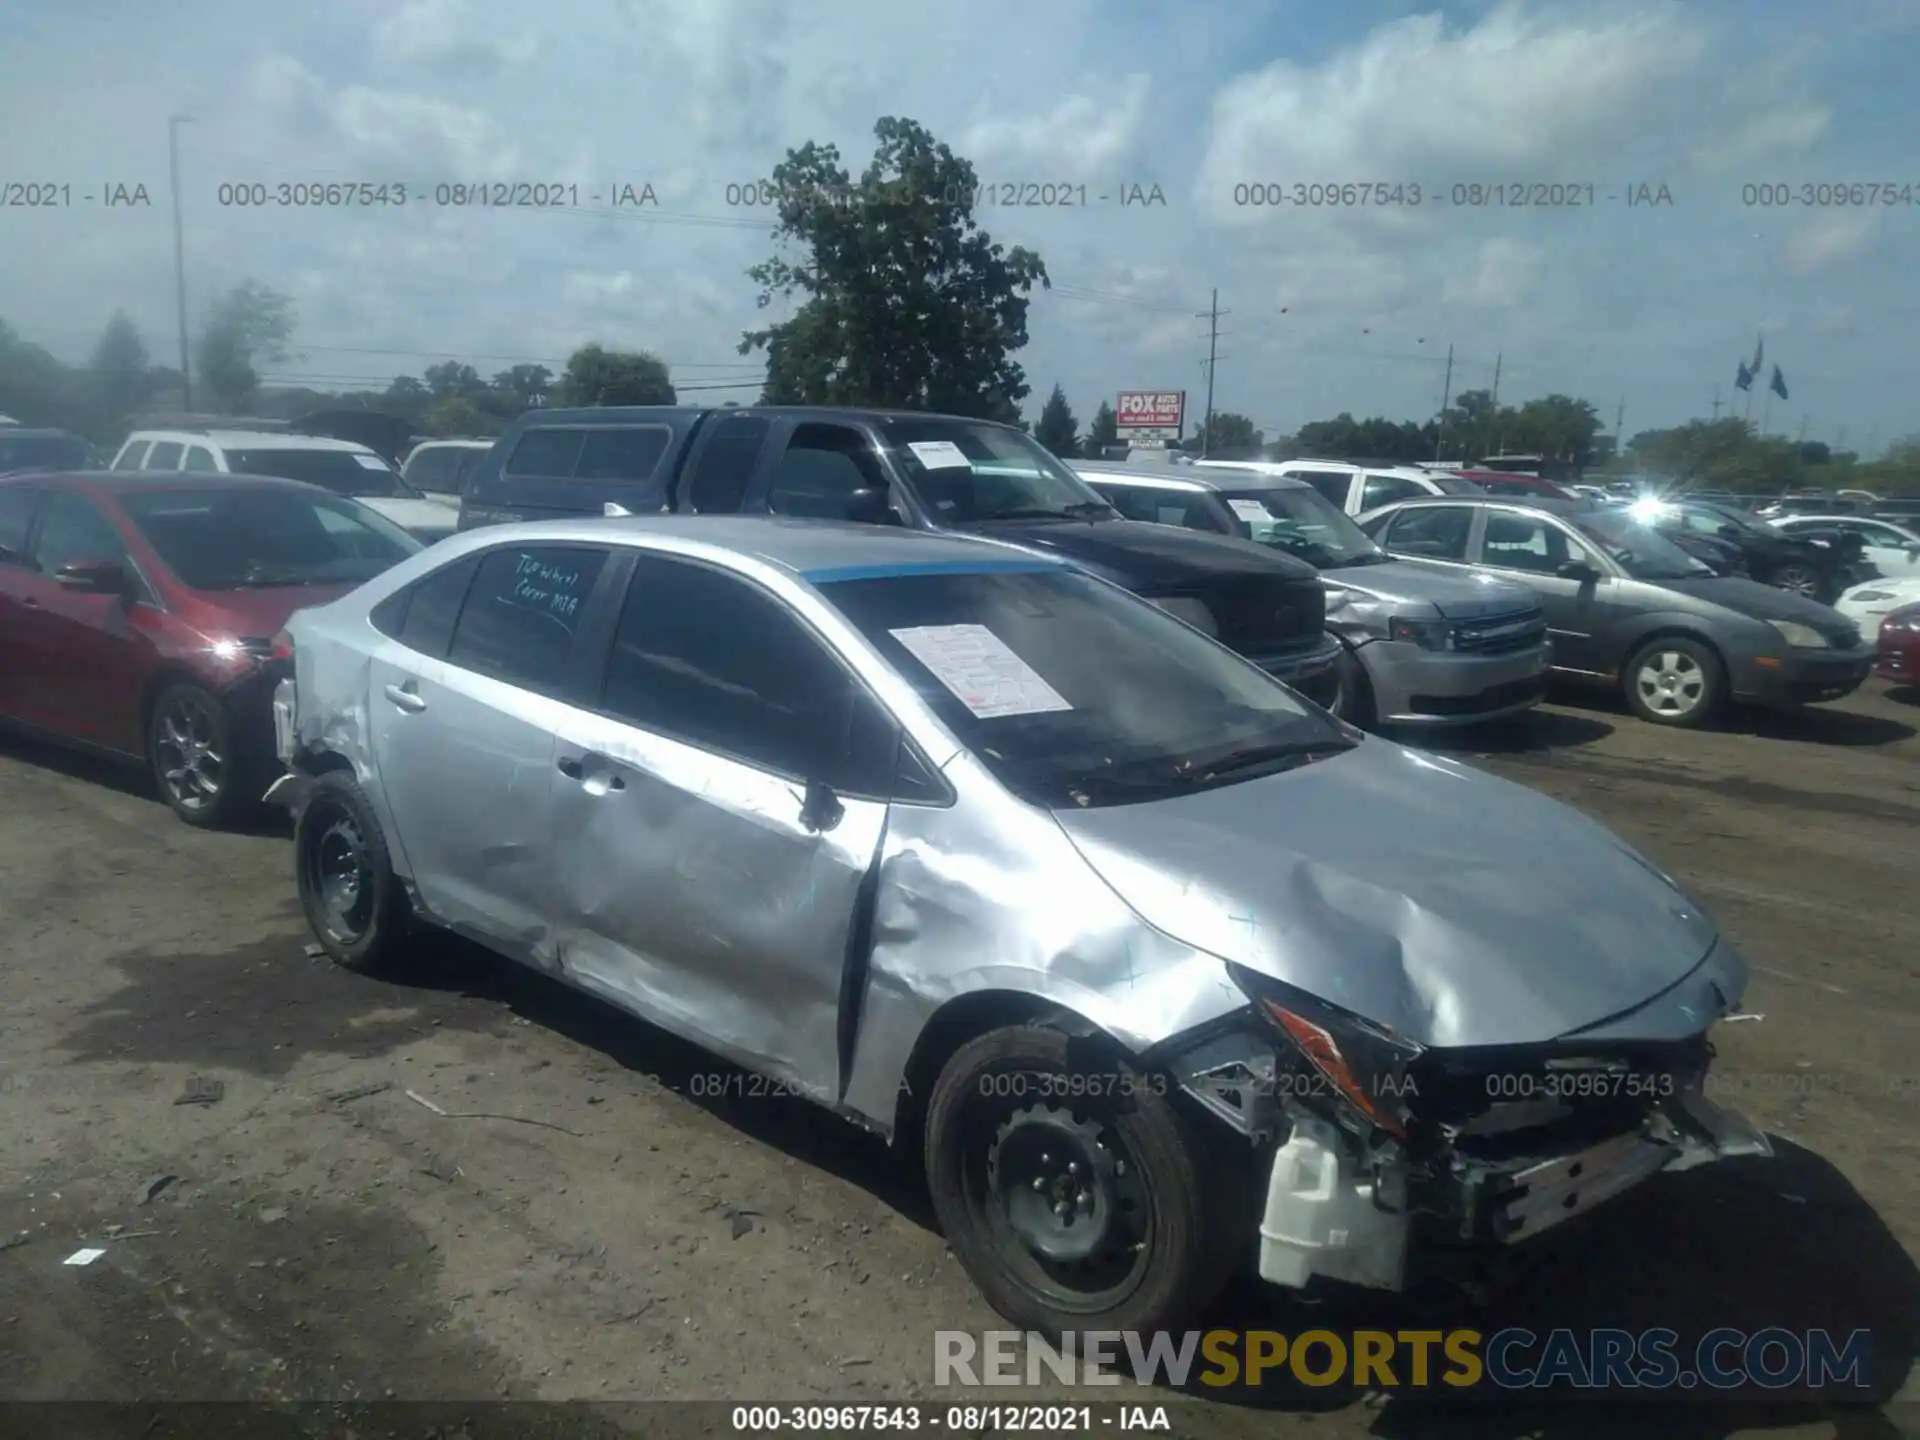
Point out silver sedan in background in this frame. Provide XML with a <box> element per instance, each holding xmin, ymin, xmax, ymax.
<box><xmin>267</xmin><ymin>516</ymin><xmax>1768</xmax><ymax>1335</ymax></box>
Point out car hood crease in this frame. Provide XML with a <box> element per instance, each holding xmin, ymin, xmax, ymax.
<box><xmin>1051</xmin><ymin>741</ymin><xmax>1725</xmax><ymax>1049</ymax></box>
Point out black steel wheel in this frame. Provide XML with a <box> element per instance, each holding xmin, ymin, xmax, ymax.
<box><xmin>295</xmin><ymin>770</ymin><xmax>409</xmax><ymax>974</ymax></box>
<box><xmin>148</xmin><ymin>682</ymin><xmax>245</xmax><ymax>828</ymax></box>
<box><xmin>924</xmin><ymin>1024</ymin><xmax>1241</xmax><ymax>1338</ymax></box>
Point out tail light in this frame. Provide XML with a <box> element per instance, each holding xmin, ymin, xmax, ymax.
<box><xmin>270</xmin><ymin>629</ymin><xmax>295</xmax><ymax>662</ymax></box>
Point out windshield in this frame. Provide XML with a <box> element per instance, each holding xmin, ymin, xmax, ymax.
<box><xmin>818</xmin><ymin>567</ymin><xmax>1348</xmax><ymax>809</ymax></box>
<box><xmin>224</xmin><ymin>448</ymin><xmax>416</xmax><ymax>500</ymax></box>
<box><xmin>881</xmin><ymin>419</ymin><xmax>1115</xmax><ymax>523</ymax></box>
<box><xmin>120</xmin><ymin>487</ymin><xmax>423</xmax><ymax>589</ymax></box>
<box><xmin>1572</xmin><ymin>509</ymin><xmax>1713</xmax><ymax>580</ymax></box>
<box><xmin>1216</xmin><ymin>488</ymin><xmax>1385</xmax><ymax>567</ymax></box>
<box><xmin>0</xmin><ymin>435</ymin><xmax>89</xmax><ymax>473</ymax></box>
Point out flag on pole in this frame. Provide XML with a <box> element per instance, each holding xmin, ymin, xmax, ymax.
<box><xmin>1735</xmin><ymin>361</ymin><xmax>1753</xmax><ymax>391</ymax></box>
<box><xmin>1752</xmin><ymin>335</ymin><xmax>1764</xmax><ymax>371</ymax></box>
<box><xmin>1770</xmin><ymin>365</ymin><xmax>1788</xmax><ymax>400</ymax></box>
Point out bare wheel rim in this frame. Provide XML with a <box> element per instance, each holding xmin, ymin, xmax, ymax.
<box><xmin>154</xmin><ymin>693</ymin><xmax>226</xmax><ymax>808</ymax></box>
<box><xmin>303</xmin><ymin>805</ymin><xmax>376</xmax><ymax>944</ymax></box>
<box><xmin>1775</xmin><ymin>564</ymin><xmax>1819</xmax><ymax>598</ymax></box>
<box><xmin>1635</xmin><ymin>650</ymin><xmax>1706</xmax><ymax>717</ymax></box>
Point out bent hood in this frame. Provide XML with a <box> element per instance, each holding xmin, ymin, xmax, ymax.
<box><xmin>1322</xmin><ymin>558</ymin><xmax>1535</xmax><ymax>620</ymax></box>
<box><xmin>1052</xmin><ymin>740</ymin><xmax>1738</xmax><ymax>1049</ymax></box>
<box><xmin>962</xmin><ymin>517</ymin><xmax>1319</xmax><ymax>588</ymax></box>
<box><xmin>362</xmin><ymin>496</ymin><xmax>459</xmax><ymax>537</ymax></box>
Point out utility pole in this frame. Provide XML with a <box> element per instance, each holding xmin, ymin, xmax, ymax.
<box><xmin>1798</xmin><ymin>414</ymin><xmax>1809</xmax><ymax>443</ymax></box>
<box><xmin>1433</xmin><ymin>343</ymin><xmax>1454</xmax><ymax>460</ymax></box>
<box><xmin>1711</xmin><ymin>386</ymin><xmax>1722</xmax><ymax>420</ymax></box>
<box><xmin>168</xmin><ymin>115</ymin><xmax>194</xmax><ymax>411</ymax></box>
<box><xmin>1196</xmin><ymin>288</ymin><xmax>1227</xmax><ymax>456</ymax></box>
<box><xmin>1490</xmin><ymin>351</ymin><xmax>1502</xmax><ymax>407</ymax></box>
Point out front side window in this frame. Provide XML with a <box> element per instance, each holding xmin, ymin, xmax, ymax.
<box><xmin>181</xmin><ymin>446</ymin><xmax>219</xmax><ymax>473</ymax></box>
<box><xmin>1479</xmin><ymin>513</ymin><xmax>1575</xmax><ymax>574</ymax></box>
<box><xmin>403</xmin><ymin>447</ymin><xmax>458</xmax><ymax>493</ymax></box>
<box><xmin>0</xmin><ymin>485</ymin><xmax>42</xmax><ymax>563</ymax></box>
<box><xmin>31</xmin><ymin>491</ymin><xmax>128</xmax><ymax>573</ymax></box>
<box><xmin>1089</xmin><ymin>483</ymin><xmax>1159</xmax><ymax>524</ymax></box>
<box><xmin>881</xmin><ymin>418</ymin><xmax>1112</xmax><ymax>524</ymax></box>
<box><xmin>600</xmin><ymin>554</ymin><xmax>896</xmax><ymax>793</ymax></box>
<box><xmin>767</xmin><ymin>424</ymin><xmax>890</xmax><ymax>520</ymax></box>
<box><xmin>118</xmin><ymin>488</ymin><xmax>422</xmax><ymax>590</ymax></box>
<box><xmin>445</xmin><ymin>544</ymin><xmax>610</xmax><ymax>693</ymax></box>
<box><xmin>819</xmin><ymin>567</ymin><xmax>1343</xmax><ymax>809</ymax></box>
<box><xmin>146</xmin><ymin>441</ymin><xmax>184</xmax><ymax>470</ymax></box>
<box><xmin>1380</xmin><ymin>505</ymin><xmax>1472</xmax><ymax>561</ymax></box>
<box><xmin>111</xmin><ymin>441</ymin><xmax>151</xmax><ymax>472</ymax></box>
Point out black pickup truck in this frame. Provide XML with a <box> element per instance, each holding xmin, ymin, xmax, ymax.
<box><xmin>457</xmin><ymin>405</ymin><xmax>1342</xmax><ymax>703</ymax></box>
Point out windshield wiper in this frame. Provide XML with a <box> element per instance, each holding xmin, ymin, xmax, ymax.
<box><xmin>975</xmin><ymin>507</ymin><xmax>1079</xmax><ymax>521</ymax></box>
<box><xmin>1063</xmin><ymin>501</ymin><xmax>1115</xmax><ymax>517</ymax></box>
<box><xmin>1188</xmin><ymin>737</ymin><xmax>1357</xmax><ymax>784</ymax></box>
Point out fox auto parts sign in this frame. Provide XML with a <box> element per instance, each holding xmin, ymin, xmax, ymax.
<box><xmin>1117</xmin><ymin>391</ymin><xmax>1185</xmax><ymax>431</ymax></box>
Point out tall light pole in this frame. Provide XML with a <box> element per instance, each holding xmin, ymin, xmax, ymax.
<box><xmin>169</xmin><ymin>115</ymin><xmax>194</xmax><ymax>411</ymax></box>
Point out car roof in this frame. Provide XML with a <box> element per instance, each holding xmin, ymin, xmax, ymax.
<box><xmin>123</xmin><ymin>429</ymin><xmax>379</xmax><ymax>453</ymax></box>
<box><xmin>446</xmin><ymin>514</ymin><xmax>1078</xmax><ymax>579</ymax></box>
<box><xmin>1076</xmin><ymin>462</ymin><xmax>1309</xmax><ymax>493</ymax></box>
<box><xmin>513</xmin><ymin>405</ymin><xmax>1029</xmax><ymax>430</ymax></box>
<box><xmin>1371</xmin><ymin>494</ymin><xmax>1589</xmax><ymax>518</ymax></box>
<box><xmin>410</xmin><ymin>439</ymin><xmax>493</xmax><ymax>449</ymax></box>
<box><xmin>0</xmin><ymin>427</ymin><xmax>86</xmax><ymax>440</ymax></box>
<box><xmin>2</xmin><ymin>470</ymin><xmax>329</xmax><ymax>496</ymax></box>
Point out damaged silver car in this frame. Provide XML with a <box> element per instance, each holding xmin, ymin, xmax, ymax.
<box><xmin>265</xmin><ymin>515</ymin><xmax>1770</xmax><ymax>1335</ymax></box>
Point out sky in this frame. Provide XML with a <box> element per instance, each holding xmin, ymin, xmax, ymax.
<box><xmin>1</xmin><ymin>0</ymin><xmax>1915</xmax><ymax>452</ymax></box>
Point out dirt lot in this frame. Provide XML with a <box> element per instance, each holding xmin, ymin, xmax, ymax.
<box><xmin>1</xmin><ymin>680</ymin><xmax>1917</xmax><ymax>1438</ymax></box>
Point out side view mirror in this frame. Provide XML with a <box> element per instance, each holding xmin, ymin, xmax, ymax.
<box><xmin>844</xmin><ymin>487</ymin><xmax>898</xmax><ymax>526</ymax></box>
<box><xmin>54</xmin><ymin>556</ymin><xmax>129</xmax><ymax>595</ymax></box>
<box><xmin>1556</xmin><ymin>560</ymin><xmax>1601</xmax><ymax>583</ymax></box>
<box><xmin>798</xmin><ymin>778</ymin><xmax>844</xmax><ymax>834</ymax></box>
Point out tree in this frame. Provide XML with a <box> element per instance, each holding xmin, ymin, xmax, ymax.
<box><xmin>740</xmin><ymin>117</ymin><xmax>1050</xmax><ymax>418</ymax></box>
<box><xmin>88</xmin><ymin>312</ymin><xmax>151</xmax><ymax>422</ymax></box>
<box><xmin>197</xmin><ymin>280</ymin><xmax>296</xmax><ymax>412</ymax></box>
<box><xmin>492</xmin><ymin>364</ymin><xmax>553</xmax><ymax>409</ymax></box>
<box><xmin>424</xmin><ymin>395</ymin><xmax>487</xmax><ymax>436</ymax></box>
<box><xmin>1193</xmin><ymin>411</ymin><xmax>1260</xmax><ymax>456</ymax></box>
<box><xmin>423</xmin><ymin>361</ymin><xmax>485</xmax><ymax>399</ymax></box>
<box><xmin>556</xmin><ymin>344</ymin><xmax>674</xmax><ymax>406</ymax></box>
<box><xmin>1034</xmin><ymin>384</ymin><xmax>1078</xmax><ymax>457</ymax></box>
<box><xmin>1087</xmin><ymin>400</ymin><xmax>1119</xmax><ymax>452</ymax></box>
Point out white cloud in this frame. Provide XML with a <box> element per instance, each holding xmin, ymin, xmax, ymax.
<box><xmin>1441</xmin><ymin>237</ymin><xmax>1547</xmax><ymax>308</ymax></box>
<box><xmin>370</xmin><ymin>0</ymin><xmax>539</xmax><ymax>72</ymax></box>
<box><xmin>247</xmin><ymin>54</ymin><xmax>521</xmax><ymax>177</ymax></box>
<box><xmin>1689</xmin><ymin>102</ymin><xmax>1830</xmax><ymax>175</ymax></box>
<box><xmin>1785</xmin><ymin>209</ymin><xmax>1879</xmax><ymax>274</ymax></box>
<box><xmin>960</xmin><ymin>75</ymin><xmax>1151</xmax><ymax>178</ymax></box>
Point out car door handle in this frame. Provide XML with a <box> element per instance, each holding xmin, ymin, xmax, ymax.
<box><xmin>558</xmin><ymin>755</ymin><xmax>626</xmax><ymax>791</ymax></box>
<box><xmin>20</xmin><ymin>596</ymin><xmax>39</xmax><ymax>609</ymax></box>
<box><xmin>556</xmin><ymin>756</ymin><xmax>584</xmax><ymax>779</ymax></box>
<box><xmin>382</xmin><ymin>683</ymin><xmax>427</xmax><ymax>713</ymax></box>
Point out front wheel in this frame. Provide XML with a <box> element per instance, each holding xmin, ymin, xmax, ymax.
<box><xmin>1623</xmin><ymin>636</ymin><xmax>1724</xmax><ymax>728</ymax></box>
<box><xmin>148</xmin><ymin>682</ymin><xmax>246</xmax><ymax>828</ymax></box>
<box><xmin>923</xmin><ymin>1024</ymin><xmax>1241</xmax><ymax>1338</ymax></box>
<box><xmin>1770</xmin><ymin>561</ymin><xmax>1821</xmax><ymax>600</ymax></box>
<box><xmin>295</xmin><ymin>770</ymin><xmax>410</xmax><ymax>975</ymax></box>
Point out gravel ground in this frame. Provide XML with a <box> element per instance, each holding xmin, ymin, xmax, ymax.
<box><xmin>1</xmin><ymin>682</ymin><xmax>1916</xmax><ymax>1439</ymax></box>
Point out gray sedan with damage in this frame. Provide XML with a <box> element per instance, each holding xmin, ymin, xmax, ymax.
<box><xmin>266</xmin><ymin>515</ymin><xmax>1769</xmax><ymax>1335</ymax></box>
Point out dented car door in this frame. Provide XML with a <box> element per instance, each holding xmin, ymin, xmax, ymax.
<box><xmin>545</xmin><ymin>551</ymin><xmax>894</xmax><ymax>1104</ymax></box>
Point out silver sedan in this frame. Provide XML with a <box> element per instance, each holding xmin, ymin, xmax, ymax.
<box><xmin>267</xmin><ymin>515</ymin><xmax>1768</xmax><ymax>1334</ymax></box>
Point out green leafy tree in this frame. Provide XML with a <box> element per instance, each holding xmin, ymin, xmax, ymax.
<box><xmin>1087</xmin><ymin>400</ymin><xmax>1119</xmax><ymax>452</ymax></box>
<box><xmin>556</xmin><ymin>344</ymin><xmax>674</xmax><ymax>406</ymax></box>
<box><xmin>740</xmin><ymin>117</ymin><xmax>1049</xmax><ymax>418</ymax></box>
<box><xmin>424</xmin><ymin>395</ymin><xmax>487</xmax><ymax>436</ymax></box>
<box><xmin>423</xmin><ymin>361</ymin><xmax>486</xmax><ymax>399</ymax></box>
<box><xmin>1194</xmin><ymin>411</ymin><xmax>1261</xmax><ymax>455</ymax></box>
<box><xmin>492</xmin><ymin>364</ymin><xmax>553</xmax><ymax>409</ymax></box>
<box><xmin>197</xmin><ymin>280</ymin><xmax>296</xmax><ymax>412</ymax></box>
<box><xmin>1034</xmin><ymin>384</ymin><xmax>1078</xmax><ymax>456</ymax></box>
<box><xmin>88</xmin><ymin>311</ymin><xmax>152</xmax><ymax>423</ymax></box>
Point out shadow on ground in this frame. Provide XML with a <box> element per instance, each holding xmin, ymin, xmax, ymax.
<box><xmin>1405</xmin><ymin>706</ymin><xmax>1615</xmax><ymax>757</ymax></box>
<box><xmin>0</xmin><ymin>728</ymin><xmax>294</xmax><ymax>836</ymax></box>
<box><xmin>1747</xmin><ymin>704</ymin><xmax>1916</xmax><ymax>748</ymax></box>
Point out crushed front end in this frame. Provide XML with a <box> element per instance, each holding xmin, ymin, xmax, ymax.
<box><xmin>1163</xmin><ymin>966</ymin><xmax>1772</xmax><ymax>1294</ymax></box>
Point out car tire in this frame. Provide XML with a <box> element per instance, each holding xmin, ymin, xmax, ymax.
<box><xmin>1770</xmin><ymin>561</ymin><xmax>1821</xmax><ymax>600</ymax></box>
<box><xmin>1623</xmin><ymin>636</ymin><xmax>1724</xmax><ymax>728</ymax></box>
<box><xmin>1332</xmin><ymin>644</ymin><xmax>1378</xmax><ymax>729</ymax></box>
<box><xmin>148</xmin><ymin>681</ymin><xmax>249</xmax><ymax>828</ymax></box>
<box><xmin>295</xmin><ymin>770</ymin><xmax>410</xmax><ymax>975</ymax></box>
<box><xmin>923</xmin><ymin>1023</ymin><xmax>1241</xmax><ymax>1339</ymax></box>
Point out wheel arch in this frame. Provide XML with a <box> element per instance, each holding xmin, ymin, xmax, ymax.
<box><xmin>1617</xmin><ymin>622</ymin><xmax>1730</xmax><ymax>683</ymax></box>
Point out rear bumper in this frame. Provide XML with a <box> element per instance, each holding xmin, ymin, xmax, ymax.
<box><xmin>1733</xmin><ymin>644</ymin><xmax>1878</xmax><ymax>707</ymax></box>
<box><xmin>1251</xmin><ymin>632</ymin><xmax>1344</xmax><ymax>709</ymax></box>
<box><xmin>1363</xmin><ymin>639</ymin><xmax>1553</xmax><ymax>726</ymax></box>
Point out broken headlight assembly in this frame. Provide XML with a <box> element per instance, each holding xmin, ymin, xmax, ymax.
<box><xmin>1228</xmin><ymin>965</ymin><xmax>1424</xmax><ymax>1140</ymax></box>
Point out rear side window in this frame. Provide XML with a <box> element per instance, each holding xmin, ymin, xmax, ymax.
<box><xmin>0</xmin><ymin>486</ymin><xmax>41</xmax><ymax>562</ymax></box>
<box><xmin>446</xmin><ymin>545</ymin><xmax>609</xmax><ymax>693</ymax></box>
<box><xmin>576</xmin><ymin>427</ymin><xmax>670</xmax><ymax>480</ymax></box>
<box><xmin>504</xmin><ymin>429</ymin><xmax>585</xmax><ymax>477</ymax></box>
<box><xmin>373</xmin><ymin>553</ymin><xmax>481</xmax><ymax>658</ymax></box>
<box><xmin>182</xmin><ymin>446</ymin><xmax>219</xmax><ymax>472</ymax></box>
<box><xmin>112</xmin><ymin>441</ymin><xmax>151</xmax><ymax>472</ymax></box>
<box><xmin>681</xmin><ymin>415</ymin><xmax>770</xmax><ymax>513</ymax></box>
<box><xmin>1291</xmin><ymin>470</ymin><xmax>1352</xmax><ymax>508</ymax></box>
<box><xmin>147</xmin><ymin>441</ymin><xmax>184</xmax><ymax>470</ymax></box>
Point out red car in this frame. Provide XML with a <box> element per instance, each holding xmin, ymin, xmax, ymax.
<box><xmin>0</xmin><ymin>472</ymin><xmax>421</xmax><ymax>826</ymax></box>
<box><xmin>1877</xmin><ymin>602</ymin><xmax>1920</xmax><ymax>686</ymax></box>
<box><xmin>1446</xmin><ymin>469</ymin><xmax>1578</xmax><ymax>501</ymax></box>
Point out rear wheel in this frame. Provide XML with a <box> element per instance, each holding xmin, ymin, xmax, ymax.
<box><xmin>148</xmin><ymin>682</ymin><xmax>247</xmax><ymax>828</ymax></box>
<box><xmin>1623</xmin><ymin>636</ymin><xmax>1724</xmax><ymax>728</ymax></box>
<box><xmin>923</xmin><ymin>1024</ymin><xmax>1241</xmax><ymax>1338</ymax></box>
<box><xmin>1771</xmin><ymin>561</ymin><xmax>1821</xmax><ymax>599</ymax></box>
<box><xmin>295</xmin><ymin>770</ymin><xmax>410</xmax><ymax>975</ymax></box>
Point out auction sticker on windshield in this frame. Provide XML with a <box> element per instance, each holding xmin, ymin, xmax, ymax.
<box><xmin>906</xmin><ymin>440</ymin><xmax>973</xmax><ymax>470</ymax></box>
<box><xmin>890</xmin><ymin>624</ymin><xmax>1073</xmax><ymax>718</ymax></box>
<box><xmin>1226</xmin><ymin>498</ymin><xmax>1271</xmax><ymax>523</ymax></box>
<box><xmin>352</xmin><ymin>454</ymin><xmax>392</xmax><ymax>470</ymax></box>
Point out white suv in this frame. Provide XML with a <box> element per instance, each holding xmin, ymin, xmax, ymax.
<box><xmin>399</xmin><ymin>439</ymin><xmax>492</xmax><ymax>510</ymax></box>
<box><xmin>1195</xmin><ymin>459</ymin><xmax>1484</xmax><ymax>518</ymax></box>
<box><xmin>108</xmin><ymin>429</ymin><xmax>456</xmax><ymax>541</ymax></box>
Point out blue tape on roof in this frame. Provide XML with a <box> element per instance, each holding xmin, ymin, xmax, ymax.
<box><xmin>802</xmin><ymin>559</ymin><xmax>1062</xmax><ymax>583</ymax></box>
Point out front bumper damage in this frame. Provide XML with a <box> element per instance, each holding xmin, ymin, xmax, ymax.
<box><xmin>1167</xmin><ymin>1019</ymin><xmax>1772</xmax><ymax>1294</ymax></box>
